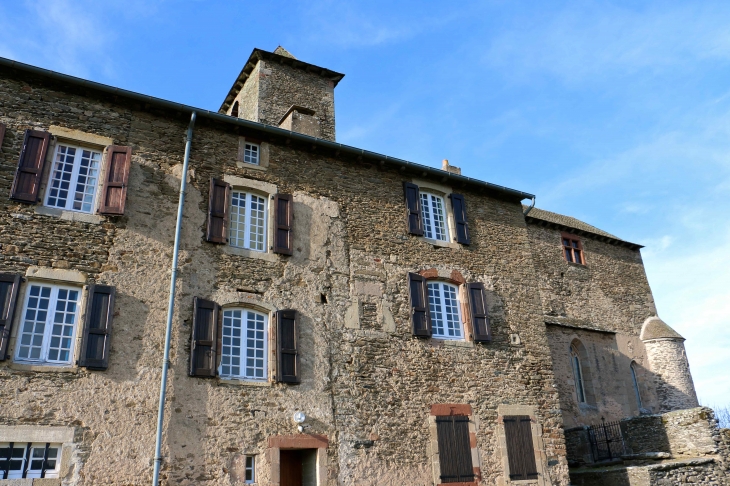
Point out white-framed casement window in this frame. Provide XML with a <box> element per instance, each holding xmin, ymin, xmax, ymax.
<box><xmin>427</xmin><ymin>281</ymin><xmax>463</xmax><ymax>339</ymax></box>
<box><xmin>15</xmin><ymin>284</ymin><xmax>80</xmax><ymax>365</ymax></box>
<box><xmin>244</xmin><ymin>143</ymin><xmax>260</xmax><ymax>165</ymax></box>
<box><xmin>571</xmin><ymin>344</ymin><xmax>586</xmax><ymax>403</ymax></box>
<box><xmin>0</xmin><ymin>442</ymin><xmax>61</xmax><ymax>479</ymax></box>
<box><xmin>420</xmin><ymin>192</ymin><xmax>449</xmax><ymax>241</ymax></box>
<box><xmin>244</xmin><ymin>455</ymin><xmax>255</xmax><ymax>483</ymax></box>
<box><xmin>44</xmin><ymin>143</ymin><xmax>102</xmax><ymax>213</ymax></box>
<box><xmin>230</xmin><ymin>191</ymin><xmax>267</xmax><ymax>252</ymax></box>
<box><xmin>220</xmin><ymin>308</ymin><xmax>268</xmax><ymax>381</ymax></box>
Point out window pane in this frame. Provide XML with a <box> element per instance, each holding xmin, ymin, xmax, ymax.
<box><xmin>249</xmin><ymin>195</ymin><xmax>266</xmax><ymax>251</ymax></box>
<box><xmin>72</xmin><ymin>150</ymin><xmax>101</xmax><ymax>212</ymax></box>
<box><xmin>46</xmin><ymin>145</ymin><xmax>76</xmax><ymax>208</ymax></box>
<box><xmin>229</xmin><ymin>192</ymin><xmax>267</xmax><ymax>252</ymax></box>
<box><xmin>428</xmin><ymin>282</ymin><xmax>463</xmax><ymax>339</ymax></box>
<box><xmin>46</xmin><ymin>145</ymin><xmax>101</xmax><ymax>213</ymax></box>
<box><xmin>245</xmin><ymin>312</ymin><xmax>266</xmax><ymax>379</ymax></box>
<box><xmin>47</xmin><ymin>288</ymin><xmax>79</xmax><ymax>363</ymax></box>
<box><xmin>245</xmin><ymin>455</ymin><xmax>255</xmax><ymax>482</ymax></box>
<box><xmin>429</xmin><ymin>194</ymin><xmax>447</xmax><ymax>241</ymax></box>
<box><xmin>574</xmin><ymin>249</ymin><xmax>582</xmax><ymax>264</ymax></box>
<box><xmin>229</xmin><ymin>192</ymin><xmax>247</xmax><ymax>248</ymax></box>
<box><xmin>18</xmin><ymin>286</ymin><xmax>51</xmax><ymax>360</ymax></box>
<box><xmin>221</xmin><ymin>311</ymin><xmax>243</xmax><ymax>377</ymax></box>
<box><xmin>420</xmin><ymin>193</ymin><xmax>434</xmax><ymax>239</ymax></box>
<box><xmin>428</xmin><ymin>282</ymin><xmax>444</xmax><ymax>336</ymax></box>
<box><xmin>244</xmin><ymin>143</ymin><xmax>259</xmax><ymax>165</ymax></box>
<box><xmin>565</xmin><ymin>248</ymin><xmax>573</xmax><ymax>262</ymax></box>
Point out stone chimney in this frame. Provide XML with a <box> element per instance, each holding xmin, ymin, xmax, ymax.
<box><xmin>219</xmin><ymin>46</ymin><xmax>345</xmax><ymax>142</ymax></box>
<box><xmin>441</xmin><ymin>159</ymin><xmax>461</xmax><ymax>175</ymax></box>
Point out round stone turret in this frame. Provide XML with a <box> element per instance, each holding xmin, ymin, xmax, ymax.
<box><xmin>641</xmin><ymin>316</ymin><xmax>699</xmax><ymax>413</ymax></box>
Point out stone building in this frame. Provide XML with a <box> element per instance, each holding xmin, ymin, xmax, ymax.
<box><xmin>0</xmin><ymin>46</ymin><xmax>722</xmax><ymax>486</ymax></box>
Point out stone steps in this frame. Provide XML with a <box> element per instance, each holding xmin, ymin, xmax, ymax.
<box><xmin>569</xmin><ymin>456</ymin><xmax>726</xmax><ymax>485</ymax></box>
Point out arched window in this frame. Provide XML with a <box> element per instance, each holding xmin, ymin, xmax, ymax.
<box><xmin>630</xmin><ymin>361</ymin><xmax>642</xmax><ymax>409</ymax></box>
<box><xmin>570</xmin><ymin>343</ymin><xmax>586</xmax><ymax>403</ymax></box>
<box><xmin>219</xmin><ymin>307</ymin><xmax>268</xmax><ymax>381</ymax></box>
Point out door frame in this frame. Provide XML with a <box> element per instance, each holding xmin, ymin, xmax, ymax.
<box><xmin>268</xmin><ymin>434</ymin><xmax>328</xmax><ymax>486</ymax></box>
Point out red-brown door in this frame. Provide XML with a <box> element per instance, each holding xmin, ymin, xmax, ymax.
<box><xmin>280</xmin><ymin>450</ymin><xmax>303</xmax><ymax>486</ymax></box>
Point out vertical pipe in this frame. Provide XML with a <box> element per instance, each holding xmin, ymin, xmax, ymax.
<box><xmin>152</xmin><ymin>111</ymin><xmax>196</xmax><ymax>485</ymax></box>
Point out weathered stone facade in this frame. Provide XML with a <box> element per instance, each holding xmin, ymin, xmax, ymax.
<box><xmin>0</xmin><ymin>47</ymin><xmax>720</xmax><ymax>486</ymax></box>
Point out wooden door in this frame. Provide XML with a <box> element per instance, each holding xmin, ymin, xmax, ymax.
<box><xmin>280</xmin><ymin>450</ymin><xmax>303</xmax><ymax>486</ymax></box>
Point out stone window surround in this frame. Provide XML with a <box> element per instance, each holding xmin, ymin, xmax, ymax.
<box><xmin>237</xmin><ymin>136</ymin><xmax>270</xmax><ymax>171</ymax></box>
<box><xmin>214</xmin><ymin>292</ymin><xmax>278</xmax><ymax>387</ymax></box>
<box><xmin>221</xmin><ymin>175</ymin><xmax>278</xmax><ymax>263</ymax></box>
<box><xmin>417</xmin><ymin>268</ymin><xmax>476</xmax><ymax>346</ymax></box>
<box><xmin>495</xmin><ymin>404</ymin><xmax>550</xmax><ymax>486</ymax></box>
<box><xmin>266</xmin><ymin>434</ymin><xmax>328</xmax><ymax>486</ymax></box>
<box><xmin>568</xmin><ymin>338</ymin><xmax>597</xmax><ymax>407</ymax></box>
<box><xmin>0</xmin><ymin>425</ymin><xmax>76</xmax><ymax>486</ymax></box>
<box><xmin>411</xmin><ymin>179</ymin><xmax>460</xmax><ymax>249</ymax></box>
<box><xmin>5</xmin><ymin>267</ymin><xmax>88</xmax><ymax>374</ymax></box>
<box><xmin>34</xmin><ymin>126</ymin><xmax>114</xmax><ymax>225</ymax></box>
<box><xmin>561</xmin><ymin>232</ymin><xmax>586</xmax><ymax>266</ymax></box>
<box><xmin>428</xmin><ymin>404</ymin><xmax>482</xmax><ymax>486</ymax></box>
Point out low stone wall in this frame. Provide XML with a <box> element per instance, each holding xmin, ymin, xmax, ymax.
<box><xmin>564</xmin><ymin>426</ymin><xmax>591</xmax><ymax>465</ymax></box>
<box><xmin>647</xmin><ymin>458</ymin><xmax>724</xmax><ymax>485</ymax></box>
<box><xmin>620</xmin><ymin>415</ymin><xmax>670</xmax><ymax>455</ymax></box>
<box><xmin>621</xmin><ymin>407</ymin><xmax>718</xmax><ymax>457</ymax></box>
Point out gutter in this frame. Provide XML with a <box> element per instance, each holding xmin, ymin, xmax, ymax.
<box><xmin>0</xmin><ymin>56</ymin><xmax>534</xmax><ymax>202</ymax></box>
<box><xmin>152</xmin><ymin>111</ymin><xmax>196</xmax><ymax>485</ymax></box>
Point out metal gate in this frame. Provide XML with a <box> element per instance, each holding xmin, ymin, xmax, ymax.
<box><xmin>588</xmin><ymin>418</ymin><xmax>625</xmax><ymax>462</ymax></box>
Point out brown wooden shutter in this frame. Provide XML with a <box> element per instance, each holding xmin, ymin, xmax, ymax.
<box><xmin>206</xmin><ymin>178</ymin><xmax>231</xmax><ymax>243</ymax></box>
<box><xmin>408</xmin><ymin>272</ymin><xmax>431</xmax><ymax>337</ymax></box>
<box><xmin>9</xmin><ymin>130</ymin><xmax>50</xmax><ymax>203</ymax></box>
<box><xmin>78</xmin><ymin>285</ymin><xmax>115</xmax><ymax>370</ymax></box>
<box><xmin>276</xmin><ymin>309</ymin><xmax>300</xmax><ymax>383</ymax></box>
<box><xmin>449</xmin><ymin>193</ymin><xmax>470</xmax><ymax>245</ymax></box>
<box><xmin>98</xmin><ymin>145</ymin><xmax>132</xmax><ymax>215</ymax></box>
<box><xmin>0</xmin><ymin>274</ymin><xmax>21</xmax><ymax>361</ymax></box>
<box><xmin>189</xmin><ymin>297</ymin><xmax>219</xmax><ymax>377</ymax></box>
<box><xmin>467</xmin><ymin>282</ymin><xmax>491</xmax><ymax>343</ymax></box>
<box><xmin>0</xmin><ymin>123</ymin><xmax>5</xmax><ymax>149</ymax></box>
<box><xmin>273</xmin><ymin>193</ymin><xmax>293</xmax><ymax>255</ymax></box>
<box><xmin>403</xmin><ymin>182</ymin><xmax>423</xmax><ymax>236</ymax></box>
<box><xmin>504</xmin><ymin>415</ymin><xmax>538</xmax><ymax>480</ymax></box>
<box><xmin>436</xmin><ymin>415</ymin><xmax>475</xmax><ymax>483</ymax></box>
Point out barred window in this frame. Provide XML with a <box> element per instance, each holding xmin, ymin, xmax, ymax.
<box><xmin>420</xmin><ymin>192</ymin><xmax>448</xmax><ymax>241</ymax></box>
<box><xmin>427</xmin><ymin>282</ymin><xmax>463</xmax><ymax>339</ymax></box>
<box><xmin>230</xmin><ymin>191</ymin><xmax>267</xmax><ymax>251</ymax></box>
<box><xmin>45</xmin><ymin>143</ymin><xmax>102</xmax><ymax>213</ymax></box>
<box><xmin>220</xmin><ymin>308</ymin><xmax>268</xmax><ymax>381</ymax></box>
<box><xmin>0</xmin><ymin>443</ymin><xmax>60</xmax><ymax>479</ymax></box>
<box><xmin>16</xmin><ymin>284</ymin><xmax>80</xmax><ymax>365</ymax></box>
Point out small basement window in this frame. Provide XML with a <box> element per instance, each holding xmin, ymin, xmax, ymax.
<box><xmin>244</xmin><ymin>455</ymin><xmax>255</xmax><ymax>483</ymax></box>
<box><xmin>562</xmin><ymin>234</ymin><xmax>584</xmax><ymax>264</ymax></box>
<box><xmin>244</xmin><ymin>143</ymin><xmax>260</xmax><ymax>165</ymax></box>
<box><xmin>0</xmin><ymin>442</ymin><xmax>61</xmax><ymax>479</ymax></box>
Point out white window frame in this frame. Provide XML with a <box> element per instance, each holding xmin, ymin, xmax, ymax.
<box><xmin>244</xmin><ymin>455</ymin><xmax>255</xmax><ymax>483</ymax></box>
<box><xmin>14</xmin><ymin>283</ymin><xmax>81</xmax><ymax>366</ymax></box>
<box><xmin>420</xmin><ymin>191</ymin><xmax>449</xmax><ymax>241</ymax></box>
<box><xmin>0</xmin><ymin>442</ymin><xmax>61</xmax><ymax>480</ymax></box>
<box><xmin>219</xmin><ymin>308</ymin><xmax>269</xmax><ymax>382</ymax></box>
<box><xmin>229</xmin><ymin>190</ymin><xmax>268</xmax><ymax>252</ymax></box>
<box><xmin>427</xmin><ymin>281</ymin><xmax>464</xmax><ymax>340</ymax></box>
<box><xmin>44</xmin><ymin>142</ymin><xmax>103</xmax><ymax>214</ymax></box>
<box><xmin>244</xmin><ymin>142</ymin><xmax>260</xmax><ymax>165</ymax></box>
<box><xmin>571</xmin><ymin>345</ymin><xmax>586</xmax><ymax>404</ymax></box>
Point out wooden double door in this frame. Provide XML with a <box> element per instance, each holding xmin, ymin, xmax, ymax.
<box><xmin>280</xmin><ymin>449</ymin><xmax>318</xmax><ymax>486</ymax></box>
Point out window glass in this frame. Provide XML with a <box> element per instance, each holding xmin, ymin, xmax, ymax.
<box><xmin>220</xmin><ymin>309</ymin><xmax>267</xmax><ymax>380</ymax></box>
<box><xmin>0</xmin><ymin>443</ymin><xmax>60</xmax><ymax>480</ymax></box>
<box><xmin>630</xmin><ymin>362</ymin><xmax>642</xmax><ymax>409</ymax></box>
<box><xmin>427</xmin><ymin>282</ymin><xmax>463</xmax><ymax>339</ymax></box>
<box><xmin>244</xmin><ymin>455</ymin><xmax>255</xmax><ymax>483</ymax></box>
<box><xmin>244</xmin><ymin>143</ymin><xmax>259</xmax><ymax>165</ymax></box>
<box><xmin>571</xmin><ymin>345</ymin><xmax>586</xmax><ymax>403</ymax></box>
<box><xmin>420</xmin><ymin>192</ymin><xmax>448</xmax><ymax>241</ymax></box>
<box><xmin>45</xmin><ymin>143</ymin><xmax>102</xmax><ymax>213</ymax></box>
<box><xmin>16</xmin><ymin>285</ymin><xmax>79</xmax><ymax>364</ymax></box>
<box><xmin>230</xmin><ymin>191</ymin><xmax>267</xmax><ymax>251</ymax></box>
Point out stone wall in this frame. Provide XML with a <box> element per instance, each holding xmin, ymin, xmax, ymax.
<box><xmin>643</xmin><ymin>338</ymin><xmax>699</xmax><ymax>413</ymax></box>
<box><xmin>0</xmin><ymin>65</ymin><xmax>571</xmax><ymax>486</ymax></box>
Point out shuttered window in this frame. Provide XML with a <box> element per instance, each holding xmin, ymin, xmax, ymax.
<box><xmin>15</xmin><ymin>284</ymin><xmax>80</xmax><ymax>364</ymax></box>
<box><xmin>98</xmin><ymin>145</ymin><xmax>132</xmax><ymax>215</ymax></box>
<box><xmin>408</xmin><ymin>273</ymin><xmax>431</xmax><ymax>337</ymax></box>
<box><xmin>436</xmin><ymin>415</ymin><xmax>475</xmax><ymax>483</ymax></box>
<box><xmin>449</xmin><ymin>193</ymin><xmax>470</xmax><ymax>245</ymax></box>
<box><xmin>503</xmin><ymin>415</ymin><xmax>538</xmax><ymax>481</ymax></box>
<box><xmin>10</xmin><ymin>130</ymin><xmax>51</xmax><ymax>203</ymax></box>
<box><xmin>276</xmin><ymin>309</ymin><xmax>299</xmax><ymax>383</ymax></box>
<box><xmin>0</xmin><ymin>274</ymin><xmax>21</xmax><ymax>361</ymax></box>
<box><xmin>427</xmin><ymin>282</ymin><xmax>463</xmax><ymax>340</ymax></box>
<box><xmin>403</xmin><ymin>182</ymin><xmax>423</xmax><ymax>235</ymax></box>
<box><xmin>206</xmin><ymin>178</ymin><xmax>231</xmax><ymax>243</ymax></box>
<box><xmin>273</xmin><ymin>194</ymin><xmax>293</xmax><ymax>255</ymax></box>
<box><xmin>189</xmin><ymin>297</ymin><xmax>219</xmax><ymax>377</ymax></box>
<box><xmin>78</xmin><ymin>285</ymin><xmax>115</xmax><ymax>370</ymax></box>
<box><xmin>467</xmin><ymin>283</ymin><xmax>491</xmax><ymax>343</ymax></box>
<box><xmin>221</xmin><ymin>308</ymin><xmax>268</xmax><ymax>381</ymax></box>
<box><xmin>230</xmin><ymin>191</ymin><xmax>267</xmax><ymax>251</ymax></box>
<box><xmin>420</xmin><ymin>192</ymin><xmax>448</xmax><ymax>241</ymax></box>
<box><xmin>44</xmin><ymin>143</ymin><xmax>102</xmax><ymax>213</ymax></box>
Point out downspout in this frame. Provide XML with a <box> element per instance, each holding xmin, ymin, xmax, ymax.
<box><xmin>523</xmin><ymin>195</ymin><xmax>536</xmax><ymax>216</ymax></box>
<box><xmin>152</xmin><ymin>111</ymin><xmax>196</xmax><ymax>485</ymax></box>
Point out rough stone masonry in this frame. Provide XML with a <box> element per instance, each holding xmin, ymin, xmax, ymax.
<box><xmin>0</xmin><ymin>46</ymin><xmax>720</xmax><ymax>486</ymax></box>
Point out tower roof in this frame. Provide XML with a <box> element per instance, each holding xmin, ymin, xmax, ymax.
<box><xmin>640</xmin><ymin>316</ymin><xmax>685</xmax><ymax>341</ymax></box>
<box><xmin>219</xmin><ymin>47</ymin><xmax>345</xmax><ymax>114</ymax></box>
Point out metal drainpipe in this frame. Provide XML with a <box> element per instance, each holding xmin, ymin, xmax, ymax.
<box><xmin>523</xmin><ymin>195</ymin><xmax>536</xmax><ymax>216</ymax></box>
<box><xmin>152</xmin><ymin>111</ymin><xmax>196</xmax><ymax>485</ymax></box>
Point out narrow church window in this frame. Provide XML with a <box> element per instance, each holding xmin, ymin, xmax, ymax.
<box><xmin>15</xmin><ymin>284</ymin><xmax>80</xmax><ymax>365</ymax></box>
<box><xmin>229</xmin><ymin>191</ymin><xmax>267</xmax><ymax>251</ymax></box>
<box><xmin>570</xmin><ymin>344</ymin><xmax>586</xmax><ymax>403</ymax></box>
<box><xmin>45</xmin><ymin>143</ymin><xmax>102</xmax><ymax>213</ymax></box>
<box><xmin>562</xmin><ymin>234</ymin><xmax>584</xmax><ymax>264</ymax></box>
<box><xmin>244</xmin><ymin>455</ymin><xmax>255</xmax><ymax>483</ymax></box>
<box><xmin>244</xmin><ymin>143</ymin><xmax>260</xmax><ymax>165</ymax></box>
<box><xmin>219</xmin><ymin>308</ymin><xmax>268</xmax><ymax>381</ymax></box>
<box><xmin>420</xmin><ymin>192</ymin><xmax>448</xmax><ymax>241</ymax></box>
<box><xmin>630</xmin><ymin>361</ymin><xmax>642</xmax><ymax>409</ymax></box>
<box><xmin>427</xmin><ymin>282</ymin><xmax>463</xmax><ymax>339</ymax></box>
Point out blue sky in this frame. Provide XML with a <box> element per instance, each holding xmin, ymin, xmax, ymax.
<box><xmin>1</xmin><ymin>1</ymin><xmax>728</xmax><ymax>405</ymax></box>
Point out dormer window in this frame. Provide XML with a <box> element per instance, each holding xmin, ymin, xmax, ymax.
<box><xmin>562</xmin><ymin>233</ymin><xmax>584</xmax><ymax>264</ymax></box>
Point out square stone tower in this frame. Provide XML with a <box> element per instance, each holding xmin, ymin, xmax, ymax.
<box><xmin>219</xmin><ymin>46</ymin><xmax>344</xmax><ymax>141</ymax></box>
